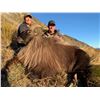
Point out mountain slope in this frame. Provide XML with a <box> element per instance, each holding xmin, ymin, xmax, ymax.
<box><xmin>1</xmin><ymin>13</ymin><xmax>100</xmax><ymax>87</ymax></box>
<box><xmin>63</xmin><ymin>35</ymin><xmax>100</xmax><ymax>65</ymax></box>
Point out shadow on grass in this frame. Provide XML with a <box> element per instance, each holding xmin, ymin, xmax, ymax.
<box><xmin>1</xmin><ymin>67</ymin><xmax>10</xmax><ymax>87</ymax></box>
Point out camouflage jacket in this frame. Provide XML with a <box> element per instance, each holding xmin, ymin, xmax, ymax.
<box><xmin>43</xmin><ymin>30</ymin><xmax>64</xmax><ymax>43</ymax></box>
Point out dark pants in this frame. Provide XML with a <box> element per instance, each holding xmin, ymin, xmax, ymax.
<box><xmin>14</xmin><ymin>43</ymin><xmax>26</xmax><ymax>54</ymax></box>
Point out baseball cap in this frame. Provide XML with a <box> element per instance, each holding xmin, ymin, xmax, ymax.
<box><xmin>48</xmin><ymin>20</ymin><xmax>55</xmax><ymax>26</ymax></box>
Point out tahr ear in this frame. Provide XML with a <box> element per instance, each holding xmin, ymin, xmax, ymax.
<box><xmin>33</xmin><ymin>27</ymin><xmax>45</xmax><ymax>36</ymax></box>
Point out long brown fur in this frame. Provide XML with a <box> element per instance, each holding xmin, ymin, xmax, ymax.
<box><xmin>17</xmin><ymin>33</ymin><xmax>90</xmax><ymax>82</ymax></box>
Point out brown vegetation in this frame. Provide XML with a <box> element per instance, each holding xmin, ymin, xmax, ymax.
<box><xmin>1</xmin><ymin>13</ymin><xmax>100</xmax><ymax>87</ymax></box>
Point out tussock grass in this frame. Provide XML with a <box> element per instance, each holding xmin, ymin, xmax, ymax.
<box><xmin>1</xmin><ymin>13</ymin><xmax>100</xmax><ymax>87</ymax></box>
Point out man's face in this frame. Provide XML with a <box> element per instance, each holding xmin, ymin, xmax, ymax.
<box><xmin>48</xmin><ymin>25</ymin><xmax>56</xmax><ymax>33</ymax></box>
<box><xmin>25</xmin><ymin>17</ymin><xmax>32</xmax><ymax>25</ymax></box>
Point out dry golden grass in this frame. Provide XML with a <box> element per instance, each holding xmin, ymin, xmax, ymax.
<box><xmin>1</xmin><ymin>13</ymin><xmax>100</xmax><ymax>87</ymax></box>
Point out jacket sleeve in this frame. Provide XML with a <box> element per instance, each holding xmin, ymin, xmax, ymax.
<box><xmin>18</xmin><ymin>24</ymin><xmax>33</xmax><ymax>45</ymax></box>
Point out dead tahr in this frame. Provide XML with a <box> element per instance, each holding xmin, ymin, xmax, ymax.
<box><xmin>14</xmin><ymin>33</ymin><xmax>90</xmax><ymax>87</ymax></box>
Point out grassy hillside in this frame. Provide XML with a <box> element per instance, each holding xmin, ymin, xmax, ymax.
<box><xmin>63</xmin><ymin>35</ymin><xmax>100</xmax><ymax>65</ymax></box>
<box><xmin>1</xmin><ymin>13</ymin><xmax>100</xmax><ymax>87</ymax></box>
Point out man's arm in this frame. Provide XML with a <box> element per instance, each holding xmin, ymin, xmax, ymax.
<box><xmin>18</xmin><ymin>24</ymin><xmax>33</xmax><ymax>45</ymax></box>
